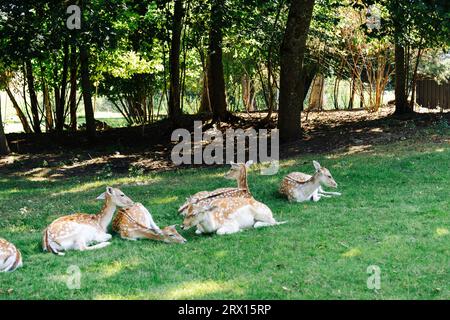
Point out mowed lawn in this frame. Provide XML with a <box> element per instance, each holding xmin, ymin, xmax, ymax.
<box><xmin>0</xmin><ymin>134</ymin><xmax>449</xmax><ymax>300</ymax></box>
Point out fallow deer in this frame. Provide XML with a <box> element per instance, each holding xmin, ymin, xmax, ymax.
<box><xmin>112</xmin><ymin>203</ymin><xmax>186</xmax><ymax>243</ymax></box>
<box><xmin>279</xmin><ymin>160</ymin><xmax>341</xmax><ymax>202</ymax></box>
<box><xmin>181</xmin><ymin>197</ymin><xmax>286</xmax><ymax>235</ymax></box>
<box><xmin>43</xmin><ymin>186</ymin><xmax>134</xmax><ymax>255</ymax></box>
<box><xmin>178</xmin><ymin>160</ymin><xmax>253</xmax><ymax>216</ymax></box>
<box><xmin>0</xmin><ymin>238</ymin><xmax>22</xmax><ymax>272</ymax></box>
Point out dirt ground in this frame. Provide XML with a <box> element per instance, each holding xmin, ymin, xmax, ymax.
<box><xmin>1</xmin><ymin>106</ymin><xmax>449</xmax><ymax>180</ymax></box>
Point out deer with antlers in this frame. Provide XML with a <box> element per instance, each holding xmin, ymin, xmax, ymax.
<box><xmin>178</xmin><ymin>160</ymin><xmax>254</xmax><ymax>216</ymax></box>
<box><xmin>279</xmin><ymin>161</ymin><xmax>341</xmax><ymax>202</ymax></box>
<box><xmin>0</xmin><ymin>238</ymin><xmax>22</xmax><ymax>272</ymax></box>
<box><xmin>43</xmin><ymin>187</ymin><xmax>134</xmax><ymax>255</ymax></box>
<box><xmin>112</xmin><ymin>203</ymin><xmax>186</xmax><ymax>244</ymax></box>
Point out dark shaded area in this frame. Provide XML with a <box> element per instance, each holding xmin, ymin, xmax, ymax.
<box><xmin>1</xmin><ymin>109</ymin><xmax>449</xmax><ymax>179</ymax></box>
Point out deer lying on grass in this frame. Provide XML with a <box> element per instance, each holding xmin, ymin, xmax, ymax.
<box><xmin>279</xmin><ymin>161</ymin><xmax>341</xmax><ymax>202</ymax></box>
<box><xmin>43</xmin><ymin>187</ymin><xmax>134</xmax><ymax>255</ymax></box>
<box><xmin>181</xmin><ymin>197</ymin><xmax>286</xmax><ymax>235</ymax></box>
<box><xmin>0</xmin><ymin>238</ymin><xmax>22</xmax><ymax>272</ymax></box>
<box><xmin>178</xmin><ymin>161</ymin><xmax>253</xmax><ymax>216</ymax></box>
<box><xmin>112</xmin><ymin>203</ymin><xmax>186</xmax><ymax>244</ymax></box>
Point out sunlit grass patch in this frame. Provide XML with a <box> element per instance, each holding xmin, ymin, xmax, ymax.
<box><xmin>0</xmin><ymin>132</ymin><xmax>449</xmax><ymax>299</ymax></box>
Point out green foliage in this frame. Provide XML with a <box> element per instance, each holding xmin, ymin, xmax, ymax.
<box><xmin>418</xmin><ymin>51</ymin><xmax>450</xmax><ymax>83</ymax></box>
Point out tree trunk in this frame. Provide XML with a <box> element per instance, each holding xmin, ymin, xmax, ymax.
<box><xmin>199</xmin><ymin>69</ymin><xmax>212</xmax><ymax>113</ymax></box>
<box><xmin>0</xmin><ymin>102</ymin><xmax>10</xmax><ymax>155</ymax></box>
<box><xmin>309</xmin><ymin>74</ymin><xmax>324</xmax><ymax>111</ymax></box>
<box><xmin>25</xmin><ymin>60</ymin><xmax>41</xmax><ymax>133</ymax></box>
<box><xmin>55</xmin><ymin>41</ymin><xmax>69</xmax><ymax>133</ymax></box>
<box><xmin>409</xmin><ymin>48</ymin><xmax>422</xmax><ymax>110</ymax></box>
<box><xmin>43</xmin><ymin>83</ymin><xmax>54</xmax><ymax>132</ymax></box>
<box><xmin>302</xmin><ymin>67</ymin><xmax>316</xmax><ymax>106</ymax></box>
<box><xmin>348</xmin><ymin>74</ymin><xmax>356</xmax><ymax>110</ymax></box>
<box><xmin>278</xmin><ymin>0</ymin><xmax>315</xmax><ymax>141</ymax></box>
<box><xmin>5</xmin><ymin>87</ymin><xmax>32</xmax><ymax>133</ymax></box>
<box><xmin>394</xmin><ymin>42</ymin><xmax>411</xmax><ymax>114</ymax></box>
<box><xmin>79</xmin><ymin>44</ymin><xmax>96</xmax><ymax>140</ymax></box>
<box><xmin>168</xmin><ymin>0</ymin><xmax>184</xmax><ymax>122</ymax></box>
<box><xmin>242</xmin><ymin>74</ymin><xmax>256</xmax><ymax>112</ymax></box>
<box><xmin>207</xmin><ymin>0</ymin><xmax>229</xmax><ymax>121</ymax></box>
<box><xmin>333</xmin><ymin>77</ymin><xmax>340</xmax><ymax>110</ymax></box>
<box><xmin>69</xmin><ymin>44</ymin><xmax>78</xmax><ymax>131</ymax></box>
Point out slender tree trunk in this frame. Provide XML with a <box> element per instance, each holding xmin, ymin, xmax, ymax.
<box><xmin>278</xmin><ymin>0</ymin><xmax>315</xmax><ymax>141</ymax></box>
<box><xmin>302</xmin><ymin>67</ymin><xmax>316</xmax><ymax>105</ymax></box>
<box><xmin>168</xmin><ymin>0</ymin><xmax>184</xmax><ymax>122</ymax></box>
<box><xmin>309</xmin><ymin>75</ymin><xmax>324</xmax><ymax>111</ymax></box>
<box><xmin>0</xmin><ymin>101</ymin><xmax>10</xmax><ymax>155</ymax></box>
<box><xmin>409</xmin><ymin>48</ymin><xmax>422</xmax><ymax>110</ymax></box>
<box><xmin>5</xmin><ymin>87</ymin><xmax>32</xmax><ymax>133</ymax></box>
<box><xmin>348</xmin><ymin>74</ymin><xmax>356</xmax><ymax>110</ymax></box>
<box><xmin>55</xmin><ymin>41</ymin><xmax>69</xmax><ymax>133</ymax></box>
<box><xmin>394</xmin><ymin>42</ymin><xmax>411</xmax><ymax>114</ymax></box>
<box><xmin>199</xmin><ymin>69</ymin><xmax>212</xmax><ymax>113</ymax></box>
<box><xmin>79</xmin><ymin>44</ymin><xmax>96</xmax><ymax>140</ymax></box>
<box><xmin>25</xmin><ymin>60</ymin><xmax>41</xmax><ymax>133</ymax></box>
<box><xmin>43</xmin><ymin>83</ymin><xmax>54</xmax><ymax>131</ymax></box>
<box><xmin>69</xmin><ymin>44</ymin><xmax>78</xmax><ymax>131</ymax></box>
<box><xmin>333</xmin><ymin>78</ymin><xmax>340</xmax><ymax>110</ymax></box>
<box><xmin>207</xmin><ymin>0</ymin><xmax>229</xmax><ymax>121</ymax></box>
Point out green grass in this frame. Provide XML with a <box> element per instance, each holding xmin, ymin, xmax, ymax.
<box><xmin>0</xmin><ymin>134</ymin><xmax>449</xmax><ymax>300</ymax></box>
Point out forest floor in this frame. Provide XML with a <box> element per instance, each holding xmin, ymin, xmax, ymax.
<box><xmin>0</xmin><ymin>124</ymin><xmax>448</xmax><ymax>299</ymax></box>
<box><xmin>1</xmin><ymin>106</ymin><xmax>450</xmax><ymax>180</ymax></box>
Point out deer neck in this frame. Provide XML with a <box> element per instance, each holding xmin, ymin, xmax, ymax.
<box><xmin>97</xmin><ymin>200</ymin><xmax>117</xmax><ymax>231</ymax></box>
<box><xmin>295</xmin><ymin>172</ymin><xmax>321</xmax><ymax>197</ymax></box>
<box><xmin>237</xmin><ymin>168</ymin><xmax>249</xmax><ymax>191</ymax></box>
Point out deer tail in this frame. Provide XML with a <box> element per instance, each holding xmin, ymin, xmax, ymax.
<box><xmin>43</xmin><ymin>228</ymin><xmax>64</xmax><ymax>256</ymax></box>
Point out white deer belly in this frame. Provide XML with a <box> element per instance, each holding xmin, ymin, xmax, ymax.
<box><xmin>56</xmin><ymin>223</ymin><xmax>104</xmax><ymax>248</ymax></box>
<box><xmin>293</xmin><ymin>186</ymin><xmax>318</xmax><ymax>202</ymax></box>
<box><xmin>228</xmin><ymin>205</ymin><xmax>256</xmax><ymax>229</ymax></box>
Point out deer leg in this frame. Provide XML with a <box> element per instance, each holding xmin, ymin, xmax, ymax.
<box><xmin>0</xmin><ymin>255</ymin><xmax>16</xmax><ymax>272</ymax></box>
<box><xmin>254</xmin><ymin>221</ymin><xmax>274</xmax><ymax>228</ymax></box>
<box><xmin>311</xmin><ymin>191</ymin><xmax>321</xmax><ymax>202</ymax></box>
<box><xmin>85</xmin><ymin>242</ymin><xmax>111</xmax><ymax>250</ymax></box>
<box><xmin>318</xmin><ymin>193</ymin><xmax>332</xmax><ymax>198</ymax></box>
<box><xmin>318</xmin><ymin>187</ymin><xmax>341</xmax><ymax>196</ymax></box>
<box><xmin>95</xmin><ymin>232</ymin><xmax>112</xmax><ymax>243</ymax></box>
<box><xmin>217</xmin><ymin>221</ymin><xmax>240</xmax><ymax>235</ymax></box>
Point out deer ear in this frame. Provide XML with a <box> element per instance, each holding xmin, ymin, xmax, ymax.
<box><xmin>245</xmin><ymin>160</ymin><xmax>254</xmax><ymax>168</ymax></box>
<box><xmin>313</xmin><ymin>161</ymin><xmax>321</xmax><ymax>171</ymax></box>
<box><xmin>229</xmin><ymin>161</ymin><xmax>239</xmax><ymax>168</ymax></box>
<box><xmin>106</xmin><ymin>186</ymin><xmax>114</xmax><ymax>195</ymax></box>
<box><xmin>96</xmin><ymin>192</ymin><xmax>106</xmax><ymax>200</ymax></box>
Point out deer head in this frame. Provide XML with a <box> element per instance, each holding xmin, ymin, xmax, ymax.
<box><xmin>96</xmin><ymin>186</ymin><xmax>134</xmax><ymax>208</ymax></box>
<box><xmin>161</xmin><ymin>225</ymin><xmax>187</xmax><ymax>244</ymax></box>
<box><xmin>313</xmin><ymin>161</ymin><xmax>338</xmax><ymax>188</ymax></box>
<box><xmin>180</xmin><ymin>203</ymin><xmax>217</xmax><ymax>230</ymax></box>
<box><xmin>224</xmin><ymin>160</ymin><xmax>253</xmax><ymax>180</ymax></box>
<box><xmin>224</xmin><ymin>160</ymin><xmax>253</xmax><ymax>192</ymax></box>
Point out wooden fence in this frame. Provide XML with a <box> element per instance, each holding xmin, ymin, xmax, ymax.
<box><xmin>416</xmin><ymin>79</ymin><xmax>450</xmax><ymax>109</ymax></box>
